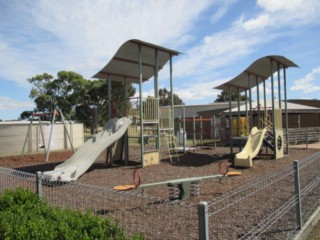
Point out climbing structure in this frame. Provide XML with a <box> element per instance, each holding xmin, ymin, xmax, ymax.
<box><xmin>92</xmin><ymin>39</ymin><xmax>181</xmax><ymax>167</ymax></box>
<box><xmin>215</xmin><ymin>56</ymin><xmax>299</xmax><ymax>161</ymax></box>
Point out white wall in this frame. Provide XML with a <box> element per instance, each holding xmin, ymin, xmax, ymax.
<box><xmin>0</xmin><ymin>121</ymin><xmax>84</xmax><ymax>156</ymax></box>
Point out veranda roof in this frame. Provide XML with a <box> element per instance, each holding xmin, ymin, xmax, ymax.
<box><xmin>92</xmin><ymin>39</ymin><xmax>181</xmax><ymax>83</ymax></box>
<box><xmin>215</xmin><ymin>55</ymin><xmax>299</xmax><ymax>92</ymax></box>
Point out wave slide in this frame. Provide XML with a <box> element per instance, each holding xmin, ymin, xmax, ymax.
<box><xmin>234</xmin><ymin>127</ymin><xmax>267</xmax><ymax>167</ymax></box>
<box><xmin>43</xmin><ymin>117</ymin><xmax>132</xmax><ymax>182</ymax></box>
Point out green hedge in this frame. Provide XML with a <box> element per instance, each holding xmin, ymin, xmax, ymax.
<box><xmin>0</xmin><ymin>188</ymin><xmax>143</xmax><ymax>240</ymax></box>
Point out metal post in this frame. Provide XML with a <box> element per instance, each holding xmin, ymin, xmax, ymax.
<box><xmin>193</xmin><ymin>115</ymin><xmax>196</xmax><ymax>147</ymax></box>
<box><xmin>228</xmin><ymin>85</ymin><xmax>233</xmax><ymax>155</ymax></box>
<box><xmin>59</xmin><ymin>110</ymin><xmax>75</xmax><ymax>152</ymax></box>
<box><xmin>124</xmin><ymin>77</ymin><xmax>129</xmax><ymax>165</ymax></box>
<box><xmin>36</xmin><ymin>171</ymin><xmax>43</xmax><ymax>200</ymax></box>
<box><xmin>283</xmin><ymin>67</ymin><xmax>289</xmax><ymax>154</ymax></box>
<box><xmin>38</xmin><ymin>117</ymin><xmax>47</xmax><ymax>155</ymax></box>
<box><xmin>200</xmin><ymin>116</ymin><xmax>203</xmax><ymax>145</ymax></box>
<box><xmin>237</xmin><ymin>88</ymin><xmax>241</xmax><ymax>151</ymax></box>
<box><xmin>182</xmin><ymin>107</ymin><xmax>186</xmax><ymax>153</ymax></box>
<box><xmin>124</xmin><ymin>77</ymin><xmax>128</xmax><ymax>116</ymax></box>
<box><xmin>138</xmin><ymin>44</ymin><xmax>144</xmax><ymax>167</ymax></box>
<box><xmin>277</xmin><ymin>62</ymin><xmax>281</xmax><ymax>109</ymax></box>
<box><xmin>263</xmin><ymin>79</ymin><xmax>267</xmax><ymax>128</ymax></box>
<box><xmin>248</xmin><ymin>74</ymin><xmax>253</xmax><ymax>130</ymax></box>
<box><xmin>198</xmin><ymin>201</ymin><xmax>209</xmax><ymax>240</ymax></box>
<box><xmin>46</xmin><ymin>111</ymin><xmax>56</xmax><ymax>162</ymax></box>
<box><xmin>155</xmin><ymin>49</ymin><xmax>160</xmax><ymax>150</ymax></box>
<box><xmin>170</xmin><ymin>55</ymin><xmax>175</xmax><ymax>135</ymax></box>
<box><xmin>245</xmin><ymin>90</ymin><xmax>248</xmax><ymax>131</ymax></box>
<box><xmin>22</xmin><ymin>117</ymin><xmax>33</xmax><ymax>155</ymax></box>
<box><xmin>256</xmin><ymin>76</ymin><xmax>261</xmax><ymax>129</ymax></box>
<box><xmin>270</xmin><ymin>59</ymin><xmax>276</xmax><ymax>159</ymax></box>
<box><xmin>306</xmin><ymin>130</ymin><xmax>309</xmax><ymax>149</ymax></box>
<box><xmin>294</xmin><ymin>160</ymin><xmax>302</xmax><ymax>230</ymax></box>
<box><xmin>108</xmin><ymin>75</ymin><xmax>112</xmax><ymax>120</ymax></box>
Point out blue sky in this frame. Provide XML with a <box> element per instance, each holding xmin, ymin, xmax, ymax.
<box><xmin>1</xmin><ymin>0</ymin><xmax>320</xmax><ymax>120</ymax></box>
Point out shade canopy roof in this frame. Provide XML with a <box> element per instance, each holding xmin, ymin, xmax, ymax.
<box><xmin>226</xmin><ymin>100</ymin><xmax>320</xmax><ymax>113</ymax></box>
<box><xmin>92</xmin><ymin>39</ymin><xmax>181</xmax><ymax>84</ymax></box>
<box><xmin>215</xmin><ymin>55</ymin><xmax>299</xmax><ymax>92</ymax></box>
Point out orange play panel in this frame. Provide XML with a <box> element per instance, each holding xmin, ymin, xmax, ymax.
<box><xmin>113</xmin><ymin>184</ymin><xmax>135</xmax><ymax>191</ymax></box>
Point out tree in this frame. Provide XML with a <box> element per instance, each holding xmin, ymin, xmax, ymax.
<box><xmin>19</xmin><ymin>111</ymin><xmax>33</xmax><ymax>120</ymax></box>
<box><xmin>214</xmin><ymin>90</ymin><xmax>248</xmax><ymax>102</ymax></box>
<box><xmin>28</xmin><ymin>71</ymin><xmax>136</xmax><ymax>127</ymax></box>
<box><xmin>28</xmin><ymin>71</ymin><xmax>87</xmax><ymax>118</ymax></box>
<box><xmin>159</xmin><ymin>88</ymin><xmax>184</xmax><ymax>106</ymax></box>
<box><xmin>75</xmin><ymin>80</ymin><xmax>136</xmax><ymax>126</ymax></box>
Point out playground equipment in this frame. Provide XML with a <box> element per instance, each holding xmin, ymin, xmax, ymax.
<box><xmin>215</xmin><ymin>56</ymin><xmax>298</xmax><ymax>159</ymax></box>
<box><xmin>176</xmin><ymin>110</ymin><xmax>227</xmax><ymax>149</ymax></box>
<box><xmin>114</xmin><ymin>162</ymin><xmax>241</xmax><ymax>200</ymax></box>
<box><xmin>234</xmin><ymin>127</ymin><xmax>267</xmax><ymax>167</ymax></box>
<box><xmin>43</xmin><ymin>117</ymin><xmax>132</xmax><ymax>181</ymax></box>
<box><xmin>92</xmin><ymin>40</ymin><xmax>181</xmax><ymax>167</ymax></box>
<box><xmin>21</xmin><ymin>109</ymin><xmax>75</xmax><ymax>162</ymax></box>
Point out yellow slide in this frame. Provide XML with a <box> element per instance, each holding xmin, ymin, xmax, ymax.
<box><xmin>234</xmin><ymin>127</ymin><xmax>267</xmax><ymax>167</ymax></box>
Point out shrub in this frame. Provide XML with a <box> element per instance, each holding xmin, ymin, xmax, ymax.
<box><xmin>0</xmin><ymin>188</ymin><xmax>143</xmax><ymax>240</ymax></box>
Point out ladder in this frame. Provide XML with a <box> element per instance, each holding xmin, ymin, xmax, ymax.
<box><xmin>162</xmin><ymin>130</ymin><xmax>180</xmax><ymax>163</ymax></box>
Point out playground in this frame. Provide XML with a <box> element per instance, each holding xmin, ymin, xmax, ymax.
<box><xmin>0</xmin><ymin>145</ymin><xmax>318</xmax><ymax>202</ymax></box>
<box><xmin>1</xmin><ymin>39</ymin><xmax>319</xmax><ymax>239</ymax></box>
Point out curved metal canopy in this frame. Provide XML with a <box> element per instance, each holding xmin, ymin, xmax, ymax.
<box><xmin>215</xmin><ymin>55</ymin><xmax>299</xmax><ymax>92</ymax></box>
<box><xmin>92</xmin><ymin>39</ymin><xmax>181</xmax><ymax>83</ymax></box>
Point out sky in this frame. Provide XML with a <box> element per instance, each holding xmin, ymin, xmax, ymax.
<box><xmin>1</xmin><ymin>0</ymin><xmax>320</xmax><ymax>120</ymax></box>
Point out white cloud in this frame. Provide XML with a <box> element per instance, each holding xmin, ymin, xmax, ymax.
<box><xmin>210</xmin><ymin>0</ymin><xmax>238</xmax><ymax>23</ymax></box>
<box><xmin>290</xmin><ymin>66</ymin><xmax>320</xmax><ymax>93</ymax></box>
<box><xmin>240</xmin><ymin>14</ymin><xmax>270</xmax><ymax>31</ymax></box>
<box><xmin>0</xmin><ymin>97</ymin><xmax>34</xmax><ymax>110</ymax></box>
<box><xmin>173</xmin><ymin>79</ymin><xmax>226</xmax><ymax>104</ymax></box>
<box><xmin>0</xmin><ymin>0</ymin><xmax>213</xmax><ymax>86</ymax></box>
<box><xmin>169</xmin><ymin>0</ymin><xmax>320</xmax><ymax>100</ymax></box>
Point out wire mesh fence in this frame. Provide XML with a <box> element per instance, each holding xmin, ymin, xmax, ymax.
<box><xmin>0</xmin><ymin>151</ymin><xmax>319</xmax><ymax>239</ymax></box>
<box><xmin>41</xmin><ymin>179</ymin><xmax>199</xmax><ymax>239</ymax></box>
<box><xmin>0</xmin><ymin>167</ymin><xmax>36</xmax><ymax>194</ymax></box>
<box><xmin>207</xmin><ymin>151</ymin><xmax>320</xmax><ymax>240</ymax></box>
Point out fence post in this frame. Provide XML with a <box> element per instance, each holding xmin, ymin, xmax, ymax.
<box><xmin>36</xmin><ymin>171</ymin><xmax>43</xmax><ymax>200</ymax></box>
<box><xmin>294</xmin><ymin>160</ymin><xmax>302</xmax><ymax>230</ymax></box>
<box><xmin>305</xmin><ymin>130</ymin><xmax>308</xmax><ymax>149</ymax></box>
<box><xmin>200</xmin><ymin>116</ymin><xmax>203</xmax><ymax>145</ymax></box>
<box><xmin>193</xmin><ymin>115</ymin><xmax>196</xmax><ymax>147</ymax></box>
<box><xmin>198</xmin><ymin>201</ymin><xmax>209</xmax><ymax>240</ymax></box>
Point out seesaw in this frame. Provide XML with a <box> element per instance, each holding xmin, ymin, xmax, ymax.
<box><xmin>114</xmin><ymin>161</ymin><xmax>241</xmax><ymax>200</ymax></box>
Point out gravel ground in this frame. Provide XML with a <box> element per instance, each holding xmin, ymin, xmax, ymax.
<box><xmin>0</xmin><ymin>145</ymin><xmax>318</xmax><ymax>201</ymax></box>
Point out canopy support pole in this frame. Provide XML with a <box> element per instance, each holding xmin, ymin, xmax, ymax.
<box><xmin>228</xmin><ymin>85</ymin><xmax>233</xmax><ymax>155</ymax></box>
<box><xmin>138</xmin><ymin>44</ymin><xmax>144</xmax><ymax>167</ymax></box>
<box><xmin>283</xmin><ymin>66</ymin><xmax>289</xmax><ymax>154</ymax></box>
<box><xmin>170</xmin><ymin>55</ymin><xmax>174</xmax><ymax>135</ymax></box>
<box><xmin>248</xmin><ymin>74</ymin><xmax>253</xmax><ymax>130</ymax></box>
<box><xmin>108</xmin><ymin>75</ymin><xmax>112</xmax><ymax>120</ymax></box>
<box><xmin>270</xmin><ymin>59</ymin><xmax>276</xmax><ymax>159</ymax></box>
<box><xmin>263</xmin><ymin>79</ymin><xmax>267</xmax><ymax>128</ymax></box>
<box><xmin>237</xmin><ymin>87</ymin><xmax>241</xmax><ymax>151</ymax></box>
<box><xmin>277</xmin><ymin>62</ymin><xmax>282</xmax><ymax>109</ymax></box>
<box><xmin>154</xmin><ymin>49</ymin><xmax>160</xmax><ymax>150</ymax></box>
<box><xmin>256</xmin><ymin>76</ymin><xmax>261</xmax><ymax>129</ymax></box>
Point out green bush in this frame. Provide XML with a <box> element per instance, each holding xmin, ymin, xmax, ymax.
<box><xmin>0</xmin><ymin>188</ymin><xmax>143</xmax><ymax>240</ymax></box>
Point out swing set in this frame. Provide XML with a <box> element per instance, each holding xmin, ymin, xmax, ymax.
<box><xmin>21</xmin><ymin>109</ymin><xmax>75</xmax><ymax>162</ymax></box>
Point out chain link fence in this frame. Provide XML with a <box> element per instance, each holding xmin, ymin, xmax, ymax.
<box><xmin>1</xmin><ymin>151</ymin><xmax>320</xmax><ymax>239</ymax></box>
<box><xmin>206</xmin><ymin>151</ymin><xmax>320</xmax><ymax>239</ymax></box>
